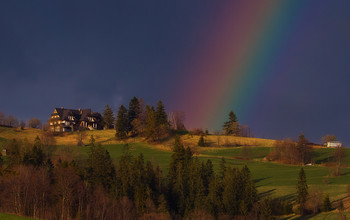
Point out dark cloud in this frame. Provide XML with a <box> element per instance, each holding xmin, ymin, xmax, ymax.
<box><xmin>0</xmin><ymin>1</ymin><xmax>349</xmax><ymax>145</ymax></box>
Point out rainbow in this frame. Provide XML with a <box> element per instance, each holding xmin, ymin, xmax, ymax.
<box><xmin>173</xmin><ymin>1</ymin><xmax>308</xmax><ymax>130</ymax></box>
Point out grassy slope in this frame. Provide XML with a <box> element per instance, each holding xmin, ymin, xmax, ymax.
<box><xmin>1</xmin><ymin>127</ymin><xmax>350</xmax><ymax>218</ymax></box>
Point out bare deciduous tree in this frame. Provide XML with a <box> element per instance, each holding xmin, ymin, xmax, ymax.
<box><xmin>28</xmin><ymin>118</ymin><xmax>42</xmax><ymax>129</ymax></box>
<box><xmin>0</xmin><ymin>111</ymin><xmax>5</xmax><ymax>125</ymax></box>
<box><xmin>322</xmin><ymin>134</ymin><xmax>337</xmax><ymax>145</ymax></box>
<box><xmin>5</xmin><ymin>115</ymin><xmax>18</xmax><ymax>127</ymax></box>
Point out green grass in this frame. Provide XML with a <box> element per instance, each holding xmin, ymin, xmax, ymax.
<box><xmin>48</xmin><ymin>143</ymin><xmax>350</xmax><ymax>200</ymax></box>
<box><xmin>200</xmin><ymin>155</ymin><xmax>350</xmax><ymax>200</ymax></box>
<box><xmin>200</xmin><ymin>146</ymin><xmax>272</xmax><ymax>159</ymax></box>
<box><xmin>51</xmin><ymin>143</ymin><xmax>173</xmax><ymax>171</ymax></box>
<box><xmin>1</xmin><ymin>126</ymin><xmax>349</xmax><ymax>202</ymax></box>
<box><xmin>0</xmin><ymin>213</ymin><xmax>34</xmax><ymax>219</ymax></box>
<box><xmin>312</xmin><ymin>147</ymin><xmax>350</xmax><ymax>165</ymax></box>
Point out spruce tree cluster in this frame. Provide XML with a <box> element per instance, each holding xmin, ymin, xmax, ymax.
<box><xmin>167</xmin><ymin>136</ymin><xmax>258</xmax><ymax>218</ymax></box>
<box><xmin>115</xmin><ymin>98</ymin><xmax>170</xmax><ymax>141</ymax></box>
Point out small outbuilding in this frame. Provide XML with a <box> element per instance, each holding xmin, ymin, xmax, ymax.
<box><xmin>327</xmin><ymin>141</ymin><xmax>342</xmax><ymax>148</ymax></box>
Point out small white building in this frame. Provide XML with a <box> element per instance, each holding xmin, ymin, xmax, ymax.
<box><xmin>327</xmin><ymin>141</ymin><xmax>342</xmax><ymax>148</ymax></box>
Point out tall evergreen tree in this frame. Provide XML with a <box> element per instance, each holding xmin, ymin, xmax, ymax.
<box><xmin>155</xmin><ymin>100</ymin><xmax>168</xmax><ymax>126</ymax></box>
<box><xmin>128</xmin><ymin>97</ymin><xmax>141</xmax><ymax>135</ymax></box>
<box><xmin>223</xmin><ymin>111</ymin><xmax>240</xmax><ymax>136</ymax></box>
<box><xmin>222</xmin><ymin>167</ymin><xmax>240</xmax><ymax>216</ymax></box>
<box><xmin>240</xmin><ymin>165</ymin><xmax>258</xmax><ymax>211</ymax></box>
<box><xmin>198</xmin><ymin>135</ymin><xmax>205</xmax><ymax>147</ymax></box>
<box><xmin>297</xmin><ymin>132</ymin><xmax>312</xmax><ymax>164</ymax></box>
<box><xmin>155</xmin><ymin>100</ymin><xmax>170</xmax><ymax>139</ymax></box>
<box><xmin>132</xmin><ymin>154</ymin><xmax>148</xmax><ymax>213</ymax></box>
<box><xmin>102</xmin><ymin>104</ymin><xmax>115</xmax><ymax>129</ymax></box>
<box><xmin>323</xmin><ymin>194</ymin><xmax>332</xmax><ymax>212</ymax></box>
<box><xmin>87</xmin><ymin>144</ymin><xmax>116</xmax><ymax>193</ymax></box>
<box><xmin>116</xmin><ymin>144</ymin><xmax>134</xmax><ymax>198</ymax></box>
<box><xmin>23</xmin><ymin>136</ymin><xmax>44</xmax><ymax>167</ymax></box>
<box><xmin>205</xmin><ymin>175</ymin><xmax>221</xmax><ymax>218</ymax></box>
<box><xmin>168</xmin><ymin>135</ymin><xmax>189</xmax><ymax>215</ymax></box>
<box><xmin>145</xmin><ymin>105</ymin><xmax>157</xmax><ymax>141</ymax></box>
<box><xmin>115</xmin><ymin>105</ymin><xmax>128</xmax><ymax>139</ymax></box>
<box><xmin>297</xmin><ymin>167</ymin><xmax>308</xmax><ymax>215</ymax></box>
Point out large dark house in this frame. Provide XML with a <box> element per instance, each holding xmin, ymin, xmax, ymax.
<box><xmin>48</xmin><ymin>107</ymin><xmax>102</xmax><ymax>132</ymax></box>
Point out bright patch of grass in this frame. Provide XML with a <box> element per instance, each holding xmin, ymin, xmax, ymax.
<box><xmin>0</xmin><ymin>213</ymin><xmax>35</xmax><ymax>219</ymax></box>
<box><xmin>200</xmin><ymin>147</ymin><xmax>272</xmax><ymax>159</ymax></box>
<box><xmin>0</xmin><ymin>127</ymin><xmax>41</xmax><ymax>143</ymax></box>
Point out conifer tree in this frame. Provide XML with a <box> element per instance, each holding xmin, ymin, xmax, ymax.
<box><xmin>323</xmin><ymin>194</ymin><xmax>332</xmax><ymax>212</ymax></box>
<box><xmin>202</xmin><ymin>160</ymin><xmax>214</xmax><ymax>192</ymax></box>
<box><xmin>145</xmin><ymin>105</ymin><xmax>157</xmax><ymax>141</ymax></box>
<box><xmin>116</xmin><ymin>144</ymin><xmax>134</xmax><ymax>198</ymax></box>
<box><xmin>205</xmin><ymin>175</ymin><xmax>221</xmax><ymax>218</ymax></box>
<box><xmin>219</xmin><ymin>157</ymin><xmax>226</xmax><ymax>180</ymax></box>
<box><xmin>198</xmin><ymin>135</ymin><xmax>205</xmax><ymax>147</ymax></box>
<box><xmin>223</xmin><ymin>110</ymin><xmax>240</xmax><ymax>136</ymax></box>
<box><xmin>102</xmin><ymin>104</ymin><xmax>115</xmax><ymax>129</ymax></box>
<box><xmin>155</xmin><ymin>100</ymin><xmax>170</xmax><ymax>139</ymax></box>
<box><xmin>155</xmin><ymin>100</ymin><xmax>168</xmax><ymax>126</ymax></box>
<box><xmin>115</xmin><ymin>105</ymin><xmax>128</xmax><ymax>139</ymax></box>
<box><xmin>297</xmin><ymin>132</ymin><xmax>312</xmax><ymax>164</ymax></box>
<box><xmin>87</xmin><ymin>144</ymin><xmax>116</xmax><ymax>192</ymax></box>
<box><xmin>128</xmin><ymin>97</ymin><xmax>141</xmax><ymax>135</ymax></box>
<box><xmin>168</xmin><ymin>135</ymin><xmax>189</xmax><ymax>215</ymax></box>
<box><xmin>222</xmin><ymin>167</ymin><xmax>240</xmax><ymax>216</ymax></box>
<box><xmin>132</xmin><ymin>154</ymin><xmax>148</xmax><ymax>213</ymax></box>
<box><xmin>240</xmin><ymin>165</ymin><xmax>258</xmax><ymax>210</ymax></box>
<box><xmin>259</xmin><ymin>198</ymin><xmax>273</xmax><ymax>220</ymax></box>
<box><xmin>23</xmin><ymin>136</ymin><xmax>44</xmax><ymax>167</ymax></box>
<box><xmin>131</xmin><ymin>98</ymin><xmax>147</xmax><ymax>137</ymax></box>
<box><xmin>297</xmin><ymin>167</ymin><xmax>308</xmax><ymax>215</ymax></box>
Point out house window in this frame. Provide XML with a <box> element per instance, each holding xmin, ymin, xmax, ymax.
<box><xmin>50</xmin><ymin>122</ymin><xmax>53</xmax><ymax>125</ymax></box>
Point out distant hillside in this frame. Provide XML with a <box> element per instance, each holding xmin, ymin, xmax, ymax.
<box><xmin>0</xmin><ymin>127</ymin><xmax>279</xmax><ymax>148</ymax></box>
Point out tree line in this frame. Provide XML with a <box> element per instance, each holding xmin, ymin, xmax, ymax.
<box><xmin>266</xmin><ymin>133</ymin><xmax>346</xmax><ymax>176</ymax></box>
<box><xmin>0</xmin><ymin>111</ymin><xmax>42</xmax><ymax>129</ymax></box>
<box><xmin>103</xmin><ymin>97</ymin><xmax>179</xmax><ymax>141</ymax></box>
<box><xmin>0</xmin><ymin>135</ymin><xmax>297</xmax><ymax>219</ymax></box>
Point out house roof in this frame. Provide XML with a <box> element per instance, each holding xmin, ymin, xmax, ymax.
<box><xmin>52</xmin><ymin>108</ymin><xmax>95</xmax><ymax>121</ymax></box>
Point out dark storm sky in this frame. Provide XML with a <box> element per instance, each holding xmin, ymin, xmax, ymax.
<box><xmin>0</xmin><ymin>1</ymin><xmax>349</xmax><ymax>145</ymax></box>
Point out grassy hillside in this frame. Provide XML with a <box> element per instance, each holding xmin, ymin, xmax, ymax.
<box><xmin>1</xmin><ymin>127</ymin><xmax>350</xmax><ymax>218</ymax></box>
<box><xmin>1</xmin><ymin>128</ymin><xmax>350</xmax><ymax>196</ymax></box>
<box><xmin>0</xmin><ymin>127</ymin><xmax>42</xmax><ymax>143</ymax></box>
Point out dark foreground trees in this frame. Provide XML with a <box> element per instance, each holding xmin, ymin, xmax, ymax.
<box><xmin>0</xmin><ymin>136</ymin><xmax>295</xmax><ymax>219</ymax></box>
